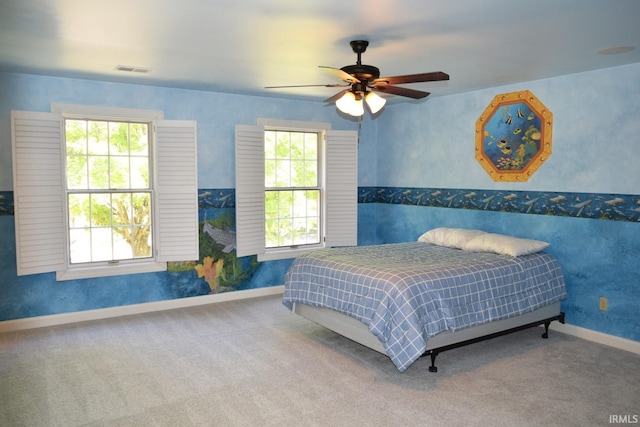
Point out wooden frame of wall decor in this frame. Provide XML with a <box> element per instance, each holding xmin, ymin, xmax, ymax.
<box><xmin>475</xmin><ymin>90</ymin><xmax>553</xmax><ymax>182</ymax></box>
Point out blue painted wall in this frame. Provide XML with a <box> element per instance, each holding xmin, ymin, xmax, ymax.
<box><xmin>0</xmin><ymin>71</ymin><xmax>377</xmax><ymax>319</ymax></box>
<box><xmin>371</xmin><ymin>63</ymin><xmax>640</xmax><ymax>342</ymax></box>
<box><xmin>0</xmin><ymin>64</ymin><xmax>638</xmax><ymax>344</ymax></box>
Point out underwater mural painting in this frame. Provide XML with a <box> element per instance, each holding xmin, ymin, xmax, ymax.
<box><xmin>168</xmin><ymin>189</ymin><xmax>259</xmax><ymax>294</ymax></box>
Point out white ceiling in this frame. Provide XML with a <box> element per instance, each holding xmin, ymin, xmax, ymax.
<box><xmin>1</xmin><ymin>0</ymin><xmax>639</xmax><ymax>103</ymax></box>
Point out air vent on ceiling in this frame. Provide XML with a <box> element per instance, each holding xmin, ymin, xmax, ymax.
<box><xmin>115</xmin><ymin>65</ymin><xmax>151</xmax><ymax>73</ymax></box>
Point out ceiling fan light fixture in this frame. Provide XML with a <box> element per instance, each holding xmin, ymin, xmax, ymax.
<box><xmin>365</xmin><ymin>91</ymin><xmax>386</xmax><ymax>114</ymax></box>
<box><xmin>336</xmin><ymin>91</ymin><xmax>364</xmax><ymax>117</ymax></box>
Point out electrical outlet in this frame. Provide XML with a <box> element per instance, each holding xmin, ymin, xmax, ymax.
<box><xmin>599</xmin><ymin>296</ymin><xmax>608</xmax><ymax>311</ymax></box>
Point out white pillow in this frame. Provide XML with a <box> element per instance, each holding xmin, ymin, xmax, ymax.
<box><xmin>463</xmin><ymin>233</ymin><xmax>549</xmax><ymax>257</ymax></box>
<box><xmin>418</xmin><ymin>227</ymin><xmax>487</xmax><ymax>249</ymax></box>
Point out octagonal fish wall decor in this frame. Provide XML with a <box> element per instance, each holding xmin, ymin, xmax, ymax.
<box><xmin>475</xmin><ymin>90</ymin><xmax>553</xmax><ymax>182</ymax></box>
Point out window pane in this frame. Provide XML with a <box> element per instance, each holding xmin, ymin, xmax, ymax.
<box><xmin>265</xmin><ymin>191</ymin><xmax>278</xmax><ymax>219</ymax></box>
<box><xmin>66</xmin><ymin>155</ymin><xmax>88</xmax><ymax>189</ymax></box>
<box><xmin>69</xmin><ymin>228</ymin><xmax>91</xmax><ymax>264</ymax></box>
<box><xmin>90</xmin><ymin>194</ymin><xmax>111</xmax><ymax>227</ymax></box>
<box><xmin>293</xmin><ymin>218</ymin><xmax>307</xmax><ymax>245</ymax></box>
<box><xmin>265</xmin><ymin>219</ymin><xmax>279</xmax><ymax>248</ymax></box>
<box><xmin>291</xmin><ymin>160</ymin><xmax>304</xmax><ymax>187</ymax></box>
<box><xmin>133</xmin><ymin>225</ymin><xmax>152</xmax><ymax>257</ymax></box>
<box><xmin>275</xmin><ymin>160</ymin><xmax>291</xmax><ymax>187</ymax></box>
<box><xmin>264</xmin><ymin>131</ymin><xmax>276</xmax><ymax>159</ymax></box>
<box><xmin>88</xmin><ymin>156</ymin><xmax>109</xmax><ymax>189</ymax></box>
<box><xmin>304</xmin><ymin>161</ymin><xmax>317</xmax><ymax>187</ymax></box>
<box><xmin>278</xmin><ymin>191</ymin><xmax>293</xmax><ymax>219</ymax></box>
<box><xmin>305</xmin><ymin>133</ymin><xmax>317</xmax><ymax>160</ymax></box>
<box><xmin>113</xmin><ymin>227</ymin><xmax>133</xmax><ymax>260</ymax></box>
<box><xmin>307</xmin><ymin>191</ymin><xmax>319</xmax><ymax>216</ymax></box>
<box><xmin>68</xmin><ymin>193</ymin><xmax>90</xmax><ymax>227</ymax></box>
<box><xmin>129</xmin><ymin>123</ymin><xmax>148</xmax><ymax>155</ymax></box>
<box><xmin>292</xmin><ymin>191</ymin><xmax>307</xmax><ymax>217</ymax></box>
<box><xmin>130</xmin><ymin>157</ymin><xmax>149</xmax><ymax>189</ymax></box>
<box><xmin>307</xmin><ymin>217</ymin><xmax>319</xmax><ymax>242</ymax></box>
<box><xmin>265</xmin><ymin>159</ymin><xmax>276</xmax><ymax>187</ymax></box>
<box><xmin>278</xmin><ymin>219</ymin><xmax>292</xmax><ymax>246</ymax></box>
<box><xmin>65</xmin><ymin>120</ymin><xmax>87</xmax><ymax>155</ymax></box>
<box><xmin>275</xmin><ymin>132</ymin><xmax>290</xmax><ymax>158</ymax></box>
<box><xmin>109</xmin><ymin>156</ymin><xmax>130</xmax><ymax>188</ymax></box>
<box><xmin>91</xmin><ymin>228</ymin><xmax>112</xmax><ymax>262</ymax></box>
<box><xmin>109</xmin><ymin>122</ymin><xmax>129</xmax><ymax>154</ymax></box>
<box><xmin>132</xmin><ymin>192</ymin><xmax>151</xmax><ymax>226</ymax></box>
<box><xmin>111</xmin><ymin>193</ymin><xmax>132</xmax><ymax>226</ymax></box>
<box><xmin>290</xmin><ymin>132</ymin><xmax>304</xmax><ymax>160</ymax></box>
<box><xmin>88</xmin><ymin>121</ymin><xmax>108</xmax><ymax>155</ymax></box>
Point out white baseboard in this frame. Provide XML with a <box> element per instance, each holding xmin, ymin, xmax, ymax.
<box><xmin>548</xmin><ymin>322</ymin><xmax>640</xmax><ymax>355</ymax></box>
<box><xmin>0</xmin><ymin>285</ymin><xmax>285</xmax><ymax>334</ymax></box>
<box><xmin>2</xmin><ymin>290</ymin><xmax>638</xmax><ymax>358</ymax></box>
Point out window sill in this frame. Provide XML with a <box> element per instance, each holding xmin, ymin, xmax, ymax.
<box><xmin>55</xmin><ymin>261</ymin><xmax>167</xmax><ymax>281</ymax></box>
<box><xmin>257</xmin><ymin>245</ymin><xmax>325</xmax><ymax>262</ymax></box>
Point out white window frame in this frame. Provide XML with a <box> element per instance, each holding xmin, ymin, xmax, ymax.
<box><xmin>11</xmin><ymin>104</ymin><xmax>199</xmax><ymax>280</ymax></box>
<box><xmin>235</xmin><ymin>119</ymin><xmax>358</xmax><ymax>262</ymax></box>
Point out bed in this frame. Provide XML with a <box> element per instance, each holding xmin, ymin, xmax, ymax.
<box><xmin>282</xmin><ymin>229</ymin><xmax>567</xmax><ymax>373</ymax></box>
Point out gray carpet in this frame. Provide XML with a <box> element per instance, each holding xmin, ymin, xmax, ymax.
<box><xmin>1</xmin><ymin>295</ymin><xmax>638</xmax><ymax>426</ymax></box>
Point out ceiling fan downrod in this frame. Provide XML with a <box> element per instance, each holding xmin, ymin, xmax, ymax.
<box><xmin>350</xmin><ymin>40</ymin><xmax>369</xmax><ymax>65</ymax></box>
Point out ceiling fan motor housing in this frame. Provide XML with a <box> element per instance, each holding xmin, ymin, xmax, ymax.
<box><xmin>340</xmin><ymin>64</ymin><xmax>380</xmax><ymax>84</ymax></box>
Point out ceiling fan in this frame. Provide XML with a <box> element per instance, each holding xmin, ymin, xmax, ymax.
<box><xmin>265</xmin><ymin>40</ymin><xmax>449</xmax><ymax>116</ymax></box>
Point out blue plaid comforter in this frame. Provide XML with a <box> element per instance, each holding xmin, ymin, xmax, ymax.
<box><xmin>282</xmin><ymin>242</ymin><xmax>566</xmax><ymax>372</ymax></box>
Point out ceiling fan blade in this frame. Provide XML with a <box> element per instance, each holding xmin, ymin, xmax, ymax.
<box><xmin>374</xmin><ymin>71</ymin><xmax>449</xmax><ymax>85</ymax></box>
<box><xmin>373</xmin><ymin>85</ymin><xmax>430</xmax><ymax>99</ymax></box>
<box><xmin>323</xmin><ymin>89</ymin><xmax>350</xmax><ymax>103</ymax></box>
<box><xmin>264</xmin><ymin>83</ymin><xmax>349</xmax><ymax>89</ymax></box>
<box><xmin>319</xmin><ymin>66</ymin><xmax>360</xmax><ymax>83</ymax></box>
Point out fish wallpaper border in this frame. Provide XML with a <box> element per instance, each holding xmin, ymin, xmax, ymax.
<box><xmin>359</xmin><ymin>187</ymin><xmax>640</xmax><ymax>222</ymax></box>
<box><xmin>1</xmin><ymin>187</ymin><xmax>638</xmax><ymax>222</ymax></box>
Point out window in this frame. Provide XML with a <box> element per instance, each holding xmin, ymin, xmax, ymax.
<box><xmin>65</xmin><ymin>119</ymin><xmax>153</xmax><ymax>263</ymax></box>
<box><xmin>235</xmin><ymin>119</ymin><xmax>358</xmax><ymax>261</ymax></box>
<box><xmin>265</xmin><ymin>130</ymin><xmax>321</xmax><ymax>249</ymax></box>
<box><xmin>11</xmin><ymin>105</ymin><xmax>199</xmax><ymax>280</ymax></box>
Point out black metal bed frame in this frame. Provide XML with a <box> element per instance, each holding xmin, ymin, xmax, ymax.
<box><xmin>423</xmin><ymin>312</ymin><xmax>566</xmax><ymax>372</ymax></box>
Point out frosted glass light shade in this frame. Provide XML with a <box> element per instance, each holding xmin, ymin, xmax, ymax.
<box><xmin>336</xmin><ymin>92</ymin><xmax>364</xmax><ymax>117</ymax></box>
<box><xmin>365</xmin><ymin>91</ymin><xmax>386</xmax><ymax>114</ymax></box>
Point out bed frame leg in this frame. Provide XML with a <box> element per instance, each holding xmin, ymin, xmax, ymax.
<box><xmin>428</xmin><ymin>351</ymin><xmax>438</xmax><ymax>373</ymax></box>
<box><xmin>542</xmin><ymin>312</ymin><xmax>565</xmax><ymax>339</ymax></box>
<box><xmin>541</xmin><ymin>321</ymin><xmax>551</xmax><ymax>339</ymax></box>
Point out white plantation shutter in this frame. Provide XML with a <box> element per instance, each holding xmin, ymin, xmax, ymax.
<box><xmin>325</xmin><ymin>130</ymin><xmax>358</xmax><ymax>247</ymax></box>
<box><xmin>234</xmin><ymin>123</ymin><xmax>357</xmax><ymax>257</ymax></box>
<box><xmin>234</xmin><ymin>125</ymin><xmax>265</xmax><ymax>257</ymax></box>
<box><xmin>155</xmin><ymin>120</ymin><xmax>199</xmax><ymax>262</ymax></box>
<box><xmin>11</xmin><ymin>110</ymin><xmax>199</xmax><ymax>278</ymax></box>
<box><xmin>11</xmin><ymin>111</ymin><xmax>67</xmax><ymax>275</ymax></box>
